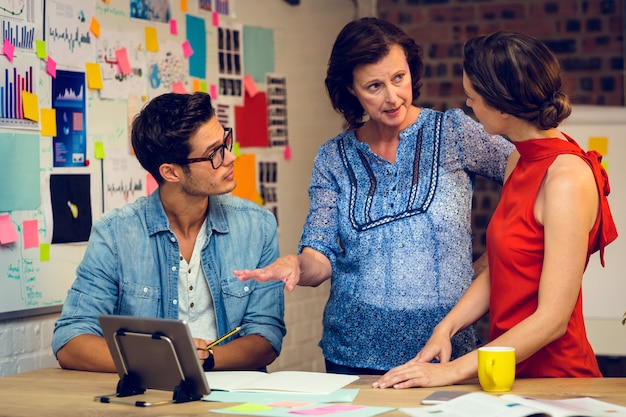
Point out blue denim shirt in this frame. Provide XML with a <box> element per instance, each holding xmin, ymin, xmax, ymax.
<box><xmin>52</xmin><ymin>191</ymin><xmax>286</xmax><ymax>357</ymax></box>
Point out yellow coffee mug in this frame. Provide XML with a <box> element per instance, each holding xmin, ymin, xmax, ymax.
<box><xmin>477</xmin><ymin>346</ymin><xmax>516</xmax><ymax>392</ymax></box>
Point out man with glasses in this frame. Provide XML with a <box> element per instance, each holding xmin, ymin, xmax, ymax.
<box><xmin>52</xmin><ymin>92</ymin><xmax>286</xmax><ymax>373</ymax></box>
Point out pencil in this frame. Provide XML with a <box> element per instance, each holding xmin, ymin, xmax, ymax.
<box><xmin>206</xmin><ymin>326</ymin><xmax>241</xmax><ymax>350</ymax></box>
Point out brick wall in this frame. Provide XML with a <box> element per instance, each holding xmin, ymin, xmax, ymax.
<box><xmin>379</xmin><ymin>0</ymin><xmax>624</xmax><ymax>112</ymax></box>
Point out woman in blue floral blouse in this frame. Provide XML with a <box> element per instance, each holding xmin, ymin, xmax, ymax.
<box><xmin>235</xmin><ymin>17</ymin><xmax>515</xmax><ymax>374</ymax></box>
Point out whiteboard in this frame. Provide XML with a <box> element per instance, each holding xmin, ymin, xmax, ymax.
<box><xmin>560</xmin><ymin>105</ymin><xmax>626</xmax><ymax>321</ymax></box>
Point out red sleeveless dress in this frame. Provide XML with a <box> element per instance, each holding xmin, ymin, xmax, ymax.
<box><xmin>486</xmin><ymin>135</ymin><xmax>617</xmax><ymax>378</ymax></box>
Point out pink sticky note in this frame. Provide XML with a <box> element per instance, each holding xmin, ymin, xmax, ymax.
<box><xmin>172</xmin><ymin>81</ymin><xmax>187</xmax><ymax>94</ymax></box>
<box><xmin>46</xmin><ymin>57</ymin><xmax>57</xmax><ymax>78</ymax></box>
<box><xmin>115</xmin><ymin>48</ymin><xmax>132</xmax><ymax>75</ymax></box>
<box><xmin>182</xmin><ymin>40</ymin><xmax>193</xmax><ymax>58</ymax></box>
<box><xmin>212</xmin><ymin>11</ymin><xmax>219</xmax><ymax>26</ymax></box>
<box><xmin>146</xmin><ymin>173</ymin><xmax>158</xmax><ymax>195</ymax></box>
<box><xmin>268</xmin><ymin>401</ymin><xmax>314</xmax><ymax>409</ymax></box>
<box><xmin>0</xmin><ymin>214</ymin><xmax>19</xmax><ymax>244</ymax></box>
<box><xmin>170</xmin><ymin>18</ymin><xmax>178</xmax><ymax>35</ymax></box>
<box><xmin>243</xmin><ymin>74</ymin><xmax>258</xmax><ymax>97</ymax></box>
<box><xmin>209</xmin><ymin>84</ymin><xmax>218</xmax><ymax>99</ymax></box>
<box><xmin>290</xmin><ymin>405</ymin><xmax>365</xmax><ymax>416</ymax></box>
<box><xmin>3</xmin><ymin>38</ymin><xmax>14</xmax><ymax>62</ymax></box>
<box><xmin>22</xmin><ymin>219</ymin><xmax>39</xmax><ymax>249</ymax></box>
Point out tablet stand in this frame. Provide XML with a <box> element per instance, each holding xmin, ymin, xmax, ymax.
<box><xmin>96</xmin><ymin>329</ymin><xmax>204</xmax><ymax>406</ymax></box>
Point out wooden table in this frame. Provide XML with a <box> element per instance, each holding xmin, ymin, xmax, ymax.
<box><xmin>0</xmin><ymin>368</ymin><xmax>625</xmax><ymax>416</ymax></box>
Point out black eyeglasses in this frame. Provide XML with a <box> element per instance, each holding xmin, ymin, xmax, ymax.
<box><xmin>177</xmin><ymin>127</ymin><xmax>233</xmax><ymax>170</ymax></box>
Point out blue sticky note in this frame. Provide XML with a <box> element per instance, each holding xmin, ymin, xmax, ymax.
<box><xmin>186</xmin><ymin>14</ymin><xmax>207</xmax><ymax>79</ymax></box>
<box><xmin>244</xmin><ymin>26</ymin><xmax>275</xmax><ymax>84</ymax></box>
<box><xmin>0</xmin><ymin>133</ymin><xmax>40</xmax><ymax>211</ymax></box>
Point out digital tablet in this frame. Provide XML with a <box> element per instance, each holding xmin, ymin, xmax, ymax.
<box><xmin>98</xmin><ymin>315</ymin><xmax>210</xmax><ymax>403</ymax></box>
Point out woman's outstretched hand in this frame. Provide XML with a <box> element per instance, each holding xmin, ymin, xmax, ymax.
<box><xmin>233</xmin><ymin>254</ymin><xmax>301</xmax><ymax>291</ymax></box>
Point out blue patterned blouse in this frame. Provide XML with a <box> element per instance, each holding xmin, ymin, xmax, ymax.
<box><xmin>298</xmin><ymin>108</ymin><xmax>515</xmax><ymax>371</ymax></box>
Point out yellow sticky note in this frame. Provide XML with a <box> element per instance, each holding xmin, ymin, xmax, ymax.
<box><xmin>22</xmin><ymin>91</ymin><xmax>39</xmax><ymax>121</ymax></box>
<box><xmin>40</xmin><ymin>243</ymin><xmax>50</xmax><ymax>262</ymax></box>
<box><xmin>94</xmin><ymin>141</ymin><xmax>105</xmax><ymax>159</ymax></box>
<box><xmin>145</xmin><ymin>27</ymin><xmax>159</xmax><ymax>52</ymax></box>
<box><xmin>90</xmin><ymin>17</ymin><xmax>101</xmax><ymax>38</ymax></box>
<box><xmin>86</xmin><ymin>62</ymin><xmax>103</xmax><ymax>89</ymax></box>
<box><xmin>35</xmin><ymin>40</ymin><xmax>47</xmax><ymax>59</ymax></box>
<box><xmin>588</xmin><ymin>137</ymin><xmax>608</xmax><ymax>156</ymax></box>
<box><xmin>223</xmin><ymin>403</ymin><xmax>272</xmax><ymax>413</ymax></box>
<box><xmin>40</xmin><ymin>108</ymin><xmax>57</xmax><ymax>136</ymax></box>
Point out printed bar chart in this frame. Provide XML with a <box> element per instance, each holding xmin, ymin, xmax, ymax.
<box><xmin>0</xmin><ymin>53</ymin><xmax>37</xmax><ymax>129</ymax></box>
<box><xmin>1</xmin><ymin>20</ymin><xmax>34</xmax><ymax>49</ymax></box>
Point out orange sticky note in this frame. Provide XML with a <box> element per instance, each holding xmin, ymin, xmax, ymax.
<box><xmin>180</xmin><ymin>0</ymin><xmax>188</xmax><ymax>12</ymax></box>
<box><xmin>115</xmin><ymin>48</ymin><xmax>132</xmax><ymax>75</ymax></box>
<box><xmin>86</xmin><ymin>62</ymin><xmax>103</xmax><ymax>89</ymax></box>
<box><xmin>0</xmin><ymin>214</ymin><xmax>19</xmax><ymax>244</ymax></box>
<box><xmin>22</xmin><ymin>219</ymin><xmax>39</xmax><ymax>249</ymax></box>
<box><xmin>22</xmin><ymin>91</ymin><xmax>39</xmax><ymax>121</ymax></box>
<box><xmin>588</xmin><ymin>137</ymin><xmax>609</xmax><ymax>156</ymax></box>
<box><xmin>231</xmin><ymin>154</ymin><xmax>258</xmax><ymax>203</ymax></box>
<box><xmin>192</xmin><ymin>79</ymin><xmax>201</xmax><ymax>92</ymax></box>
<box><xmin>40</xmin><ymin>108</ymin><xmax>57</xmax><ymax>136</ymax></box>
<box><xmin>145</xmin><ymin>27</ymin><xmax>158</xmax><ymax>52</ymax></box>
<box><xmin>90</xmin><ymin>17</ymin><xmax>101</xmax><ymax>38</ymax></box>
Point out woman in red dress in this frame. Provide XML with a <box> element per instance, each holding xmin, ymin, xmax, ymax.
<box><xmin>373</xmin><ymin>31</ymin><xmax>618</xmax><ymax>388</ymax></box>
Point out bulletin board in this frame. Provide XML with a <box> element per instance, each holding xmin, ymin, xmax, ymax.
<box><xmin>0</xmin><ymin>0</ymin><xmax>328</xmax><ymax>319</ymax></box>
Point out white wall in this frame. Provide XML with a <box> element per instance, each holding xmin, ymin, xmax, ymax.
<box><xmin>0</xmin><ymin>0</ymin><xmax>375</xmax><ymax>377</ymax></box>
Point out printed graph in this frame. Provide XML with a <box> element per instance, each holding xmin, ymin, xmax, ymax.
<box><xmin>47</xmin><ymin>26</ymin><xmax>91</xmax><ymax>53</ymax></box>
<box><xmin>0</xmin><ymin>0</ymin><xmax>39</xmax><ymax>52</ymax></box>
<box><xmin>0</xmin><ymin>53</ymin><xmax>37</xmax><ymax>129</ymax></box>
<box><xmin>1</xmin><ymin>19</ymin><xmax>33</xmax><ymax>49</ymax></box>
<box><xmin>0</xmin><ymin>0</ymin><xmax>25</xmax><ymax>18</ymax></box>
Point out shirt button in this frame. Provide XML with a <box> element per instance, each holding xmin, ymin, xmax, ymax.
<box><xmin>173</xmin><ymin>299</ymin><xmax>178</xmax><ymax>305</ymax></box>
<box><xmin>188</xmin><ymin>269</ymin><xmax>191</xmax><ymax>273</ymax></box>
<box><xmin>189</xmin><ymin>285</ymin><xmax>193</xmax><ymax>291</ymax></box>
<box><xmin>179</xmin><ymin>255</ymin><xmax>183</xmax><ymax>261</ymax></box>
<box><xmin>172</xmin><ymin>266</ymin><xmax>177</xmax><ymax>271</ymax></box>
<box><xmin>190</xmin><ymin>302</ymin><xmax>194</xmax><ymax>308</ymax></box>
<box><xmin>143</xmin><ymin>287</ymin><xmax>148</xmax><ymax>293</ymax></box>
<box><xmin>170</xmin><ymin>237</ymin><xmax>176</xmax><ymax>242</ymax></box>
<box><xmin>243</xmin><ymin>286</ymin><xmax>249</xmax><ymax>292</ymax></box>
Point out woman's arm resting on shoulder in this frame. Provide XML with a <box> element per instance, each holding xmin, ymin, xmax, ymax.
<box><xmin>233</xmin><ymin>247</ymin><xmax>331</xmax><ymax>291</ymax></box>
